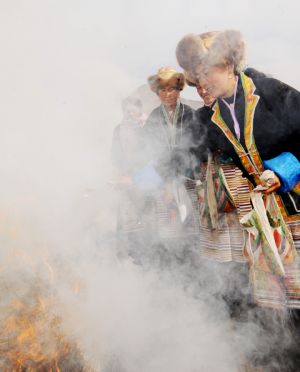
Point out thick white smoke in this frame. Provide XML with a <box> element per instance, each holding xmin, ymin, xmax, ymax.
<box><xmin>0</xmin><ymin>1</ymin><xmax>298</xmax><ymax>371</ymax></box>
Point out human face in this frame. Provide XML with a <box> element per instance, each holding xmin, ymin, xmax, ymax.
<box><xmin>124</xmin><ymin>105</ymin><xmax>142</xmax><ymax>120</ymax></box>
<box><xmin>158</xmin><ymin>87</ymin><xmax>180</xmax><ymax>109</ymax></box>
<box><xmin>196</xmin><ymin>64</ymin><xmax>236</xmax><ymax>99</ymax></box>
<box><xmin>196</xmin><ymin>84</ymin><xmax>215</xmax><ymax>106</ymax></box>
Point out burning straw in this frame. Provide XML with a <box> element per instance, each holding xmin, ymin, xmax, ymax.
<box><xmin>0</xmin><ymin>278</ymin><xmax>93</xmax><ymax>372</ymax></box>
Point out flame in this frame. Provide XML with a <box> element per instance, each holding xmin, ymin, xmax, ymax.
<box><xmin>0</xmin><ymin>281</ymin><xmax>92</xmax><ymax>372</ymax></box>
<box><xmin>0</xmin><ymin>213</ymin><xmax>94</xmax><ymax>371</ymax></box>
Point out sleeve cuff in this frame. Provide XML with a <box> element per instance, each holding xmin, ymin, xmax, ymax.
<box><xmin>263</xmin><ymin>152</ymin><xmax>300</xmax><ymax>193</ymax></box>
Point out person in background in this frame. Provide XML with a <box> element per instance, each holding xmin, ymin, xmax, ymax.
<box><xmin>144</xmin><ymin>67</ymin><xmax>197</xmax><ymax>180</ymax></box>
<box><xmin>140</xmin><ymin>67</ymin><xmax>200</xmax><ymax>267</ymax></box>
<box><xmin>111</xmin><ymin>97</ymin><xmax>151</xmax><ymax>258</ymax></box>
<box><xmin>111</xmin><ymin>97</ymin><xmax>147</xmax><ymax>180</ymax></box>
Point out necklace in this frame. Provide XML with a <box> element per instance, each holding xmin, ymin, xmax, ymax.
<box><xmin>160</xmin><ymin>101</ymin><xmax>183</xmax><ymax>149</ymax></box>
<box><xmin>221</xmin><ymin>77</ymin><xmax>241</xmax><ymax>140</ymax></box>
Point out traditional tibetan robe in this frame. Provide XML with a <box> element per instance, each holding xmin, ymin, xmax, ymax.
<box><xmin>141</xmin><ymin>101</ymin><xmax>201</xmax><ymax>240</ymax></box>
<box><xmin>111</xmin><ymin>116</ymin><xmax>146</xmax><ymax>175</ymax></box>
<box><xmin>144</xmin><ymin>102</ymin><xmax>198</xmax><ymax>179</ymax></box>
<box><xmin>193</xmin><ymin>104</ymin><xmax>250</xmax><ymax>263</ymax></box>
<box><xmin>202</xmin><ymin>68</ymin><xmax>300</xmax><ymax>308</ymax></box>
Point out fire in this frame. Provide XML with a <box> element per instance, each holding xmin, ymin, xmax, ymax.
<box><xmin>0</xmin><ymin>217</ymin><xmax>94</xmax><ymax>372</ymax></box>
<box><xmin>0</xmin><ymin>281</ymin><xmax>92</xmax><ymax>372</ymax></box>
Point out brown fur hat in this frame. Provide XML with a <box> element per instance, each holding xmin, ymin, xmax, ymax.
<box><xmin>176</xmin><ymin>30</ymin><xmax>245</xmax><ymax>79</ymax></box>
<box><xmin>148</xmin><ymin>67</ymin><xmax>185</xmax><ymax>94</ymax></box>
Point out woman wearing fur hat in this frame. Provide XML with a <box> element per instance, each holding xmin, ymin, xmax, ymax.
<box><xmin>176</xmin><ymin>30</ymin><xmax>300</xmax><ymax>310</ymax></box>
<box><xmin>188</xmin><ymin>82</ymin><xmax>249</xmax><ymax>266</ymax></box>
<box><xmin>141</xmin><ymin>67</ymin><xmax>201</xmax><ymax>263</ymax></box>
<box><xmin>177</xmin><ymin>30</ymin><xmax>300</xmax><ymax>370</ymax></box>
<box><xmin>145</xmin><ymin>67</ymin><xmax>198</xmax><ymax>179</ymax></box>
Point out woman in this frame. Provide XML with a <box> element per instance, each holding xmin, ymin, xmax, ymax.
<box><xmin>111</xmin><ymin>97</ymin><xmax>147</xmax><ymax>176</ymax></box>
<box><xmin>111</xmin><ymin>97</ymin><xmax>151</xmax><ymax>260</ymax></box>
<box><xmin>176</xmin><ymin>30</ymin><xmax>300</xmax><ymax>309</ymax></box>
<box><xmin>190</xmin><ymin>81</ymin><xmax>249</xmax><ymax>263</ymax></box>
<box><xmin>141</xmin><ymin>67</ymin><xmax>201</xmax><ymax>266</ymax></box>
<box><xmin>145</xmin><ymin>67</ymin><xmax>198</xmax><ymax>181</ymax></box>
<box><xmin>176</xmin><ymin>29</ymin><xmax>300</xmax><ymax>371</ymax></box>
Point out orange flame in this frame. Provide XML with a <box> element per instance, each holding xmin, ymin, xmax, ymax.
<box><xmin>0</xmin><ymin>281</ymin><xmax>92</xmax><ymax>371</ymax></box>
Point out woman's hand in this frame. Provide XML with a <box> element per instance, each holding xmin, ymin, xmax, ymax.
<box><xmin>255</xmin><ymin>170</ymin><xmax>281</xmax><ymax>194</ymax></box>
<box><xmin>263</xmin><ymin>175</ymin><xmax>281</xmax><ymax>194</ymax></box>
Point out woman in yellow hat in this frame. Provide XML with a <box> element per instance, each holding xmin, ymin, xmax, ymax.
<box><xmin>142</xmin><ymin>67</ymin><xmax>201</xmax><ymax>258</ymax></box>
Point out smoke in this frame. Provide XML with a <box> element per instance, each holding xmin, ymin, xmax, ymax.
<box><xmin>0</xmin><ymin>1</ymin><xmax>299</xmax><ymax>371</ymax></box>
<box><xmin>64</xmin><ymin>258</ymin><xmax>238</xmax><ymax>371</ymax></box>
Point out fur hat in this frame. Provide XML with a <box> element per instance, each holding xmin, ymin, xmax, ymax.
<box><xmin>148</xmin><ymin>67</ymin><xmax>185</xmax><ymax>94</ymax></box>
<box><xmin>176</xmin><ymin>30</ymin><xmax>245</xmax><ymax>80</ymax></box>
<box><xmin>183</xmin><ymin>71</ymin><xmax>198</xmax><ymax>87</ymax></box>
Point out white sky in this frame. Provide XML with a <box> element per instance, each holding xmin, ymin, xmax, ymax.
<box><xmin>0</xmin><ymin>0</ymin><xmax>298</xmax><ymax>199</ymax></box>
<box><xmin>1</xmin><ymin>0</ymin><xmax>299</xmax><ymax>89</ymax></box>
<box><xmin>113</xmin><ymin>0</ymin><xmax>300</xmax><ymax>98</ymax></box>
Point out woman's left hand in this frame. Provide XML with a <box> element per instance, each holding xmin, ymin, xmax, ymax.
<box><xmin>258</xmin><ymin>170</ymin><xmax>281</xmax><ymax>195</ymax></box>
<box><xmin>263</xmin><ymin>175</ymin><xmax>281</xmax><ymax>194</ymax></box>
